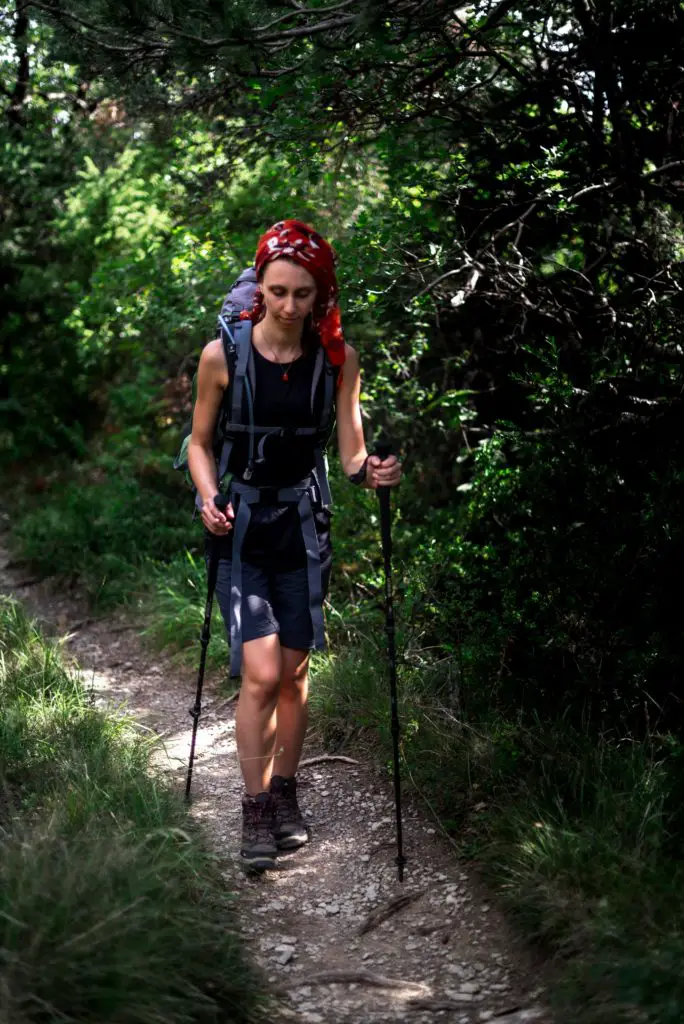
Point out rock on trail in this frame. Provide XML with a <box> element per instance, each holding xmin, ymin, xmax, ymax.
<box><xmin>0</xmin><ymin>534</ymin><xmax>552</xmax><ymax>1024</ymax></box>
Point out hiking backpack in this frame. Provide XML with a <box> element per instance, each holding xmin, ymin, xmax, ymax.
<box><xmin>173</xmin><ymin>267</ymin><xmax>339</xmax><ymax>507</ymax></box>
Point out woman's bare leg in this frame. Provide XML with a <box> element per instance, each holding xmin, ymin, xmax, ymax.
<box><xmin>235</xmin><ymin>634</ymin><xmax>282</xmax><ymax>795</ymax></box>
<box><xmin>273</xmin><ymin>647</ymin><xmax>310</xmax><ymax>779</ymax></box>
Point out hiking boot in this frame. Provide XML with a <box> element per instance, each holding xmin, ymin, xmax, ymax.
<box><xmin>270</xmin><ymin>774</ymin><xmax>310</xmax><ymax>851</ymax></box>
<box><xmin>241</xmin><ymin>792</ymin><xmax>278</xmax><ymax>872</ymax></box>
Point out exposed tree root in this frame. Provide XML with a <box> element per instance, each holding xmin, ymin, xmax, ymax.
<box><xmin>408</xmin><ymin>997</ymin><xmax>475</xmax><ymax>1012</ymax></box>
<box><xmin>358</xmin><ymin>889</ymin><xmax>426</xmax><ymax>935</ymax></box>
<box><xmin>280</xmin><ymin>968</ymin><xmax>429</xmax><ymax>995</ymax></box>
<box><xmin>299</xmin><ymin>754</ymin><xmax>360</xmax><ymax>768</ymax></box>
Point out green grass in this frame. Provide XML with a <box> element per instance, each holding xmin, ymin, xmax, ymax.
<box><xmin>141</xmin><ymin>549</ymin><xmax>229</xmax><ymax>672</ymax></box>
<box><xmin>0</xmin><ymin>596</ymin><xmax>266</xmax><ymax>1024</ymax></box>
<box><xmin>309</xmin><ymin>640</ymin><xmax>684</xmax><ymax>1024</ymax></box>
<box><xmin>9</xmin><ymin>467</ymin><xmax>198</xmax><ymax>609</ymax></box>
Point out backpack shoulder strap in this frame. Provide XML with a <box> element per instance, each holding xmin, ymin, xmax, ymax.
<box><xmin>321</xmin><ymin>354</ymin><xmax>335</xmax><ymax>431</ymax></box>
<box><xmin>310</xmin><ymin>348</ymin><xmax>338</xmax><ymax>508</ymax></box>
<box><xmin>216</xmin><ymin>317</ymin><xmax>253</xmax><ymax>485</ymax></box>
<box><xmin>229</xmin><ymin>319</ymin><xmax>252</xmax><ymax>423</ymax></box>
<box><xmin>310</xmin><ymin>347</ymin><xmax>324</xmax><ymax>416</ymax></box>
<box><xmin>310</xmin><ymin>346</ymin><xmax>337</xmax><ymax>428</ymax></box>
<box><xmin>218</xmin><ymin>315</ymin><xmax>236</xmax><ymax>376</ymax></box>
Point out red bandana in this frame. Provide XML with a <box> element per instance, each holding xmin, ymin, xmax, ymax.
<box><xmin>241</xmin><ymin>219</ymin><xmax>345</xmax><ymax>369</ymax></box>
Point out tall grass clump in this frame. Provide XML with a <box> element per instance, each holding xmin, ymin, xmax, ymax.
<box><xmin>141</xmin><ymin>548</ymin><xmax>229</xmax><ymax>670</ymax></box>
<box><xmin>0</xmin><ymin>596</ymin><xmax>265</xmax><ymax>1024</ymax></box>
<box><xmin>9</xmin><ymin>460</ymin><xmax>194</xmax><ymax>609</ymax></box>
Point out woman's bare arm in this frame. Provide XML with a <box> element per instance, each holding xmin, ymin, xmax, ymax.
<box><xmin>336</xmin><ymin>344</ymin><xmax>401</xmax><ymax>489</ymax></box>
<box><xmin>188</xmin><ymin>339</ymin><xmax>234</xmax><ymax>533</ymax></box>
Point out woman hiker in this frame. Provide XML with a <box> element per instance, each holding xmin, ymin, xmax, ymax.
<box><xmin>188</xmin><ymin>219</ymin><xmax>402</xmax><ymax>871</ymax></box>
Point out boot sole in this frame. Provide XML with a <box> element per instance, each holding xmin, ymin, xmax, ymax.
<box><xmin>275</xmin><ymin>831</ymin><xmax>310</xmax><ymax>851</ymax></box>
<box><xmin>241</xmin><ymin>853</ymin><xmax>278</xmax><ymax>872</ymax></box>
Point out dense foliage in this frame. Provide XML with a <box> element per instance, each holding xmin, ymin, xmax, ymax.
<box><xmin>2</xmin><ymin>2</ymin><xmax>683</xmax><ymax>1020</ymax></box>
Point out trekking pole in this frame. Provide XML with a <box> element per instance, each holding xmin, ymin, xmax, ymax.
<box><xmin>185</xmin><ymin>493</ymin><xmax>230</xmax><ymax>802</ymax></box>
<box><xmin>375</xmin><ymin>438</ymin><xmax>406</xmax><ymax>883</ymax></box>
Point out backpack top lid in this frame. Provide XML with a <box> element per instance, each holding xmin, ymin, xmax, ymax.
<box><xmin>218</xmin><ymin>266</ymin><xmax>258</xmax><ymax>330</ymax></box>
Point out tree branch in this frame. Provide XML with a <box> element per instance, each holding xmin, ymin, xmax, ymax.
<box><xmin>256</xmin><ymin>13</ymin><xmax>359</xmax><ymax>45</ymax></box>
<box><xmin>644</xmin><ymin>160</ymin><xmax>684</xmax><ymax>179</ymax></box>
<box><xmin>449</xmin><ymin>7</ymin><xmax>530</xmax><ymax>85</ymax></box>
<box><xmin>569</xmin><ymin>161</ymin><xmax>684</xmax><ymax>203</ymax></box>
<box><xmin>260</xmin><ymin>0</ymin><xmax>356</xmax><ymax>32</ymax></box>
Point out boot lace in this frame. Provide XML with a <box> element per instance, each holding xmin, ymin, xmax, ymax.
<box><xmin>273</xmin><ymin>782</ymin><xmax>303</xmax><ymax>829</ymax></box>
<box><xmin>243</xmin><ymin>797</ymin><xmax>274</xmax><ymax>845</ymax></box>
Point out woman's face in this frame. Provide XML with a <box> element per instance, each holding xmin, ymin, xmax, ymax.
<box><xmin>260</xmin><ymin>258</ymin><xmax>317</xmax><ymax>327</ymax></box>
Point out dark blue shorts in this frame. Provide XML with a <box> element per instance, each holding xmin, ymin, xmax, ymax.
<box><xmin>212</xmin><ymin>558</ymin><xmax>332</xmax><ymax>652</ymax></box>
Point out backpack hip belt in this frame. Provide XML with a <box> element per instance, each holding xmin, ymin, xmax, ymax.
<box><xmin>227</xmin><ymin>475</ymin><xmax>326</xmax><ymax>678</ymax></box>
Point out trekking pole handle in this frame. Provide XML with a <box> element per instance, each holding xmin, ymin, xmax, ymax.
<box><xmin>375</xmin><ymin>438</ymin><xmax>393</xmax><ymax>465</ymax></box>
<box><xmin>213</xmin><ymin>492</ymin><xmax>230</xmax><ymax>511</ymax></box>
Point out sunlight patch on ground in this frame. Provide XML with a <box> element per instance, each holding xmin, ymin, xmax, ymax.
<box><xmin>154</xmin><ymin>720</ymin><xmax>238</xmax><ymax>775</ymax></box>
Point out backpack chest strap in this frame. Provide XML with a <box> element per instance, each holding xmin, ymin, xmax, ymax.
<box><xmin>217</xmin><ymin>424</ymin><xmax>324</xmax><ymax>485</ymax></box>
<box><xmin>220</xmin><ymin>423</ymin><xmax>322</xmax><ymax>437</ymax></box>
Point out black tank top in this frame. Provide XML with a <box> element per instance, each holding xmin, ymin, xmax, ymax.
<box><xmin>218</xmin><ymin>340</ymin><xmax>333</xmax><ymax>570</ymax></box>
<box><xmin>228</xmin><ymin>342</ymin><xmax>326</xmax><ymax>485</ymax></box>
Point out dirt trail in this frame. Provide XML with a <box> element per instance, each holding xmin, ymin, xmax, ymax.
<box><xmin>0</xmin><ymin>531</ymin><xmax>551</xmax><ymax>1024</ymax></box>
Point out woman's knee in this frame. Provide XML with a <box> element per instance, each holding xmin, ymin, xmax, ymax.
<box><xmin>241</xmin><ymin>636</ymin><xmax>282</xmax><ymax>701</ymax></box>
<box><xmin>241</xmin><ymin>672</ymin><xmax>280</xmax><ymax>709</ymax></box>
<box><xmin>279</xmin><ymin>650</ymin><xmax>309</xmax><ymax>697</ymax></box>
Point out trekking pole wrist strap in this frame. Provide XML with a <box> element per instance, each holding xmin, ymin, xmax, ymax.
<box><xmin>348</xmin><ymin>455</ymin><xmax>370</xmax><ymax>486</ymax></box>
